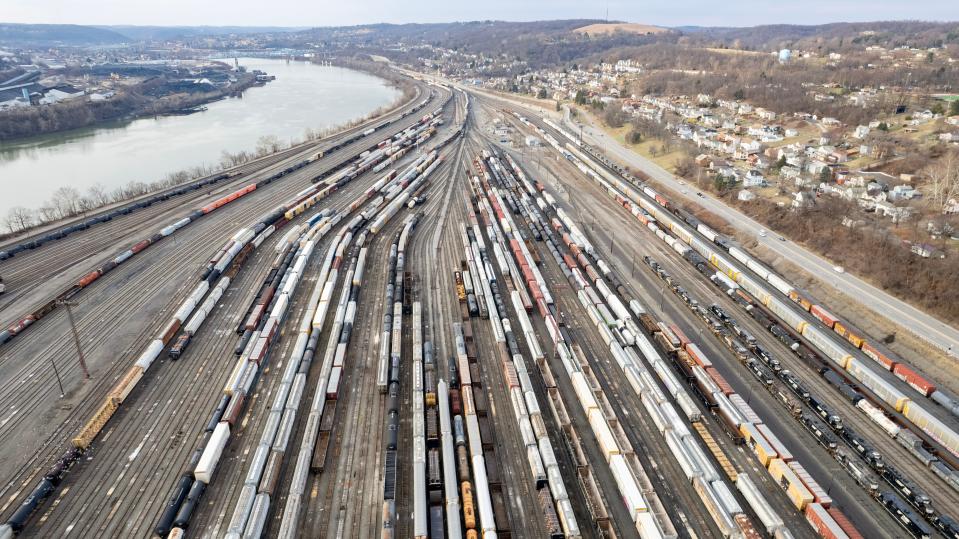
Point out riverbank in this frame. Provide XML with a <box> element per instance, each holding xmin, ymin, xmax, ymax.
<box><xmin>0</xmin><ymin>61</ymin><xmax>411</xmax><ymax>241</ymax></box>
<box><xmin>0</xmin><ymin>71</ymin><xmax>259</xmax><ymax>141</ymax></box>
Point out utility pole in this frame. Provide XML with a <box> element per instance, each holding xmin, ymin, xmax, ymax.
<box><xmin>58</xmin><ymin>300</ymin><xmax>90</xmax><ymax>379</ymax></box>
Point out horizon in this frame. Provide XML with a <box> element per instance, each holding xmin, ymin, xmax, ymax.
<box><xmin>3</xmin><ymin>0</ymin><xmax>959</xmax><ymax>29</ymax></box>
<box><xmin>6</xmin><ymin>18</ymin><xmax>959</xmax><ymax>30</ymax></box>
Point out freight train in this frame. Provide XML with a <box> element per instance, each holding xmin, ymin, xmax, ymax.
<box><xmin>651</xmin><ymin>254</ymin><xmax>947</xmax><ymax>538</ymax></box>
<box><xmin>483</xmin><ymin>147</ymin><xmax>784</xmax><ymax>539</ymax></box>
<box><xmin>537</xmin><ymin>119</ymin><xmax>959</xmax><ymax>466</ymax></box>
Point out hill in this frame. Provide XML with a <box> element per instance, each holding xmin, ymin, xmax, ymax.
<box><xmin>0</xmin><ymin>23</ymin><xmax>129</xmax><ymax>46</ymax></box>
<box><xmin>281</xmin><ymin>20</ymin><xmax>668</xmax><ymax>69</ymax></box>
<box><xmin>680</xmin><ymin>21</ymin><xmax>959</xmax><ymax>50</ymax></box>
<box><xmin>100</xmin><ymin>25</ymin><xmax>306</xmax><ymax>41</ymax></box>
<box><xmin>574</xmin><ymin>23</ymin><xmax>670</xmax><ymax>36</ymax></box>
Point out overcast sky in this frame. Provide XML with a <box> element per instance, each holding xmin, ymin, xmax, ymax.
<box><xmin>3</xmin><ymin>0</ymin><xmax>958</xmax><ymax>28</ymax></box>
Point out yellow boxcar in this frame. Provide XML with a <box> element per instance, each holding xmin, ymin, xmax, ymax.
<box><xmin>740</xmin><ymin>423</ymin><xmax>777</xmax><ymax>467</ymax></box>
<box><xmin>72</xmin><ymin>397</ymin><xmax>119</xmax><ymax>449</ymax></box>
<box><xmin>108</xmin><ymin>366</ymin><xmax>144</xmax><ymax>404</ymax></box>
<box><xmin>461</xmin><ymin>481</ymin><xmax>476</xmax><ymax>530</ymax></box>
<box><xmin>768</xmin><ymin>459</ymin><xmax>813</xmax><ymax>510</ymax></box>
<box><xmin>833</xmin><ymin>322</ymin><xmax>848</xmax><ymax>338</ymax></box>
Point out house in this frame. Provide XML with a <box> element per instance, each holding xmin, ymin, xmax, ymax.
<box><xmin>828</xmin><ymin>150</ymin><xmax>850</xmax><ymax>164</ymax></box>
<box><xmin>874</xmin><ymin>200</ymin><xmax>914</xmax><ymax>222</ymax></box>
<box><xmin>785</xmin><ymin>155</ymin><xmax>805</xmax><ymax>169</ymax></box>
<box><xmin>854</xmin><ymin>125</ymin><xmax>870</xmax><ymax>139</ymax></box>
<box><xmin>910</xmin><ymin>243</ymin><xmax>943</xmax><ymax>258</ymax></box>
<box><xmin>939</xmin><ymin>132</ymin><xmax>959</xmax><ymax>143</ymax></box>
<box><xmin>743</xmin><ymin>170</ymin><xmax>766</xmax><ymax>187</ymax></box>
<box><xmin>708</xmin><ymin>159</ymin><xmax>731</xmax><ymax>170</ymax></box>
<box><xmin>714</xmin><ymin>166</ymin><xmax>739</xmax><ymax>181</ymax></box>
<box><xmin>746</xmin><ymin>154</ymin><xmax>768</xmax><ymax>169</ymax></box>
<box><xmin>887</xmin><ymin>184</ymin><xmax>918</xmax><ymax>201</ymax></box>
<box><xmin>738</xmin><ymin>190</ymin><xmax>757</xmax><ymax>201</ymax></box>
<box><xmin>806</xmin><ymin>160</ymin><xmax>829</xmax><ymax>175</ymax></box>
<box><xmin>780</xmin><ymin>166</ymin><xmax>801</xmax><ymax>179</ymax></box>
<box><xmin>792</xmin><ymin>191</ymin><xmax>814</xmax><ymax>208</ymax></box>
<box><xmin>756</xmin><ymin>108</ymin><xmax>777</xmax><ymax>121</ymax></box>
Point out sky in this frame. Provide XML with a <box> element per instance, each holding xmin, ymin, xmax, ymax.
<box><xmin>3</xmin><ymin>0</ymin><xmax>958</xmax><ymax>28</ymax></box>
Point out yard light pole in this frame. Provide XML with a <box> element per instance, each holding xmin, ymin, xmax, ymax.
<box><xmin>58</xmin><ymin>300</ymin><xmax>90</xmax><ymax>379</ymax></box>
<box><xmin>659</xmin><ymin>281</ymin><xmax>667</xmax><ymax>313</ymax></box>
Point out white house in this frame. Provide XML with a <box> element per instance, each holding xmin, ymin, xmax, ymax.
<box><xmin>743</xmin><ymin>170</ymin><xmax>766</xmax><ymax>187</ymax></box>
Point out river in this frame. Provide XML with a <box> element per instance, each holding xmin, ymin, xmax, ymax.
<box><xmin>0</xmin><ymin>58</ymin><xmax>401</xmax><ymax>219</ymax></box>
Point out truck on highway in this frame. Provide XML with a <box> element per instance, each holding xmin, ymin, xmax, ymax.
<box><xmin>0</xmin><ymin>275</ymin><xmax>5</xmax><ymax>294</ymax></box>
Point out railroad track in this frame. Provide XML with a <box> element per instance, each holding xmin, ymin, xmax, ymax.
<box><xmin>5</xmin><ymin>150</ymin><xmax>408</xmax><ymax>536</ymax></box>
<box><xmin>0</xmin><ymin>83</ymin><xmax>456</xmax><ymax>535</ymax></box>
<box><xmin>507</xmin><ymin>105</ymin><xmax>921</xmax><ymax>537</ymax></box>
<box><xmin>478</xmin><ymin>131</ymin><xmax>722</xmax><ymax>538</ymax></box>
<box><xmin>0</xmin><ymin>80</ymin><xmax>428</xmax><ymax>260</ymax></box>
<box><xmin>555</xmin><ymin>134</ymin><xmax>959</xmax><ymax>528</ymax></box>
<box><xmin>0</xmin><ymin>85</ymin><xmax>437</xmax><ymax>329</ymax></box>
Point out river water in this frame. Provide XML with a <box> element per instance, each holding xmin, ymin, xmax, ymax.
<box><xmin>0</xmin><ymin>58</ymin><xmax>400</xmax><ymax>219</ymax></box>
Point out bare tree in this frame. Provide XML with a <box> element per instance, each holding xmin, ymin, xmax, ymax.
<box><xmin>255</xmin><ymin>135</ymin><xmax>280</xmax><ymax>157</ymax></box>
<box><xmin>220</xmin><ymin>150</ymin><xmax>237</xmax><ymax>169</ymax></box>
<box><xmin>925</xmin><ymin>150</ymin><xmax>959</xmax><ymax>210</ymax></box>
<box><xmin>4</xmin><ymin>206</ymin><xmax>35</xmax><ymax>232</ymax></box>
<box><xmin>87</xmin><ymin>183</ymin><xmax>111</xmax><ymax>207</ymax></box>
<box><xmin>50</xmin><ymin>186</ymin><xmax>83</xmax><ymax>218</ymax></box>
<box><xmin>37</xmin><ymin>205</ymin><xmax>58</xmax><ymax>223</ymax></box>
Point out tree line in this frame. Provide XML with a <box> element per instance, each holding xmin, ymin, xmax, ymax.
<box><xmin>0</xmin><ymin>73</ymin><xmax>256</xmax><ymax>141</ymax></box>
<box><xmin>2</xmin><ymin>73</ymin><xmax>414</xmax><ymax>238</ymax></box>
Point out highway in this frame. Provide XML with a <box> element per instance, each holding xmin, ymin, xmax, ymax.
<box><xmin>564</xmin><ymin>106</ymin><xmax>959</xmax><ymax>360</ymax></box>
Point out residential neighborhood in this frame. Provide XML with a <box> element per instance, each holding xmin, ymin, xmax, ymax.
<box><xmin>414</xmin><ymin>39</ymin><xmax>959</xmax><ymax>259</ymax></box>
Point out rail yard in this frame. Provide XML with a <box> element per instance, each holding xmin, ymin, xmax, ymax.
<box><xmin>1</xmin><ymin>71</ymin><xmax>959</xmax><ymax>539</ymax></box>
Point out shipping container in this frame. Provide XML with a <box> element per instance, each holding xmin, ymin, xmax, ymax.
<box><xmin>892</xmin><ymin>364</ymin><xmax>936</xmax><ymax>397</ymax></box>
<box><xmin>827</xmin><ymin>506</ymin><xmax>864</xmax><ymax>539</ymax></box>
<box><xmin>805</xmin><ymin>503</ymin><xmax>847</xmax><ymax>539</ymax></box>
